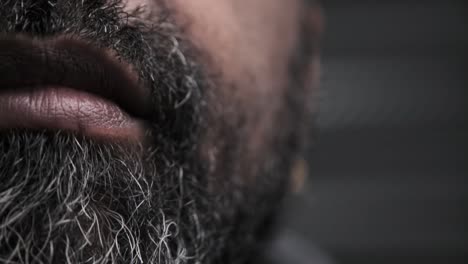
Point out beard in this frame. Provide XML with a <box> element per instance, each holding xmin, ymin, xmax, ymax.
<box><xmin>0</xmin><ymin>131</ymin><xmax>286</xmax><ymax>264</ymax></box>
<box><xmin>0</xmin><ymin>1</ymin><xmax>290</xmax><ymax>263</ymax></box>
<box><xmin>0</xmin><ymin>131</ymin><xmax>211</xmax><ymax>263</ymax></box>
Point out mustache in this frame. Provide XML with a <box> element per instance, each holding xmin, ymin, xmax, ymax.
<box><xmin>0</xmin><ymin>2</ymin><xmax>213</xmax><ymax>262</ymax></box>
<box><xmin>0</xmin><ymin>1</ymin><xmax>290</xmax><ymax>263</ymax></box>
<box><xmin>0</xmin><ymin>0</ymin><xmax>202</xmax><ymax>136</ymax></box>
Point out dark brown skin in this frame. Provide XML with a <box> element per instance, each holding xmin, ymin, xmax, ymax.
<box><xmin>0</xmin><ymin>0</ymin><xmax>322</xmax><ymax>178</ymax></box>
<box><xmin>0</xmin><ymin>0</ymin><xmax>322</xmax><ymax>263</ymax></box>
<box><xmin>158</xmin><ymin>0</ymin><xmax>322</xmax><ymax>182</ymax></box>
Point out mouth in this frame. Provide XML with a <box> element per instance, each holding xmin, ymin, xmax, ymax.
<box><xmin>0</xmin><ymin>35</ymin><xmax>150</xmax><ymax>142</ymax></box>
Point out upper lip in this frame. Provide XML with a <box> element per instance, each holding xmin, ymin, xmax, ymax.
<box><xmin>0</xmin><ymin>35</ymin><xmax>150</xmax><ymax>118</ymax></box>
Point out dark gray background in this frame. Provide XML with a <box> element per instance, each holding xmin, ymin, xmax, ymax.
<box><xmin>279</xmin><ymin>1</ymin><xmax>467</xmax><ymax>263</ymax></box>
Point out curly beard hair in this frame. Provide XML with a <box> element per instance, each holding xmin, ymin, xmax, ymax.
<box><xmin>0</xmin><ymin>130</ymin><xmax>286</xmax><ymax>264</ymax></box>
<box><xmin>1</xmin><ymin>131</ymin><xmax>206</xmax><ymax>263</ymax></box>
<box><xmin>0</xmin><ymin>1</ymin><xmax>291</xmax><ymax>263</ymax></box>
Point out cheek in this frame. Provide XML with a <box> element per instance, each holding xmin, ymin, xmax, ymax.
<box><xmin>167</xmin><ymin>0</ymin><xmax>303</xmax><ymax>180</ymax></box>
<box><xmin>168</xmin><ymin>0</ymin><xmax>302</xmax><ymax>136</ymax></box>
<box><xmin>168</xmin><ymin>0</ymin><xmax>300</xmax><ymax>95</ymax></box>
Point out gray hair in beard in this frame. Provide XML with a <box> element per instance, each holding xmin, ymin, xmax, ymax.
<box><xmin>0</xmin><ymin>131</ymin><xmax>223</xmax><ymax>263</ymax></box>
<box><xmin>0</xmin><ymin>0</ymin><xmax>292</xmax><ymax>263</ymax></box>
<box><xmin>0</xmin><ymin>1</ymin><xmax>216</xmax><ymax>261</ymax></box>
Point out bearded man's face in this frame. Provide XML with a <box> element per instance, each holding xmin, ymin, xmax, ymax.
<box><xmin>0</xmin><ymin>0</ymin><xmax>321</xmax><ymax>263</ymax></box>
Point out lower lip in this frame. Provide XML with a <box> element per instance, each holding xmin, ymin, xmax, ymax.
<box><xmin>0</xmin><ymin>87</ymin><xmax>146</xmax><ymax>142</ymax></box>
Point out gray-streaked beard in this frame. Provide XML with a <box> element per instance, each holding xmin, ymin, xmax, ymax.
<box><xmin>0</xmin><ymin>1</ymin><xmax>293</xmax><ymax>262</ymax></box>
<box><xmin>0</xmin><ymin>131</ymin><xmax>221</xmax><ymax>264</ymax></box>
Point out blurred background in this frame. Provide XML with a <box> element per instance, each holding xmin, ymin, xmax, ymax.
<box><xmin>276</xmin><ymin>1</ymin><xmax>467</xmax><ymax>263</ymax></box>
